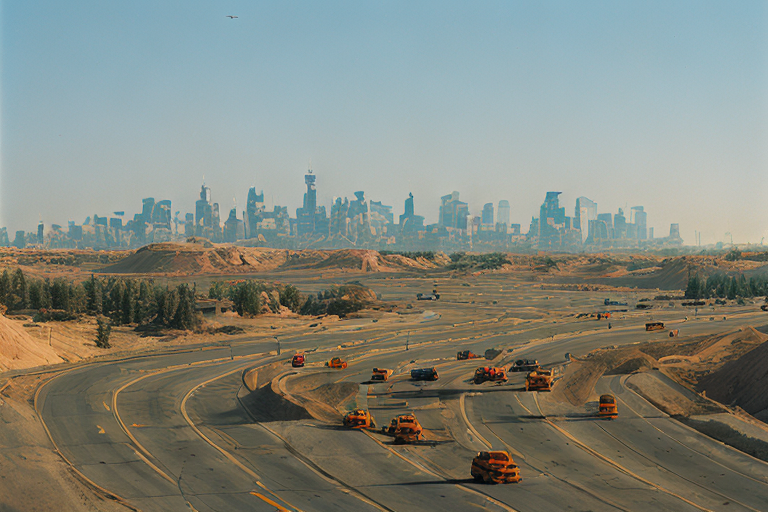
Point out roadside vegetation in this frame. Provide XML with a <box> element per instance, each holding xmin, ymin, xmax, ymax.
<box><xmin>448</xmin><ymin>252</ymin><xmax>510</xmax><ymax>271</ymax></box>
<box><xmin>685</xmin><ymin>271</ymin><xmax>768</xmax><ymax>299</ymax></box>
<box><xmin>208</xmin><ymin>280</ymin><xmax>373</xmax><ymax>318</ymax></box>
<box><xmin>0</xmin><ymin>269</ymin><xmax>199</xmax><ymax>331</ymax></box>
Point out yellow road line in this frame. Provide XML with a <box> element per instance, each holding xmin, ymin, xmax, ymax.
<box><xmin>180</xmin><ymin>365</ymin><xmax>302</xmax><ymax>512</ymax></box>
<box><xmin>459</xmin><ymin>393</ymin><xmax>492</xmax><ymax>450</ymax></box>
<box><xmin>250</xmin><ymin>491</ymin><xmax>290</xmax><ymax>511</ymax></box>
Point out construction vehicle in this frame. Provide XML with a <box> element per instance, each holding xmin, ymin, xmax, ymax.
<box><xmin>762</xmin><ymin>304</ymin><xmax>768</xmax><ymax>312</ymax></box>
<box><xmin>410</xmin><ymin>367</ymin><xmax>439</xmax><ymax>381</ymax></box>
<box><xmin>343</xmin><ymin>409</ymin><xmax>375</xmax><ymax>429</ymax></box>
<box><xmin>636</xmin><ymin>303</ymin><xmax>653</xmax><ymax>310</ymax></box>
<box><xmin>473</xmin><ymin>366</ymin><xmax>508</xmax><ymax>384</ymax></box>
<box><xmin>471</xmin><ymin>451</ymin><xmax>521</xmax><ymax>484</ymax></box>
<box><xmin>525</xmin><ymin>369</ymin><xmax>553</xmax><ymax>391</ymax></box>
<box><xmin>326</xmin><ymin>357</ymin><xmax>348</xmax><ymax>369</ymax></box>
<box><xmin>416</xmin><ymin>289</ymin><xmax>440</xmax><ymax>301</ymax></box>
<box><xmin>510</xmin><ymin>359</ymin><xmax>539</xmax><ymax>372</ymax></box>
<box><xmin>669</xmin><ymin>329</ymin><xmax>679</xmax><ymax>337</ymax></box>
<box><xmin>384</xmin><ymin>414</ymin><xmax>423</xmax><ymax>444</ymax></box>
<box><xmin>598</xmin><ymin>394</ymin><xmax>618</xmax><ymax>419</ymax></box>
<box><xmin>604</xmin><ymin>299</ymin><xmax>628</xmax><ymax>306</ymax></box>
<box><xmin>291</xmin><ymin>353</ymin><xmax>305</xmax><ymax>368</ymax></box>
<box><xmin>371</xmin><ymin>368</ymin><xmax>393</xmax><ymax>381</ymax></box>
<box><xmin>457</xmin><ymin>350</ymin><xmax>481</xmax><ymax>360</ymax></box>
<box><xmin>645</xmin><ymin>322</ymin><xmax>665</xmax><ymax>331</ymax></box>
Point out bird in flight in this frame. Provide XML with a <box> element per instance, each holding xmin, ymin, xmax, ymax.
<box><xmin>226</xmin><ymin>15</ymin><xmax>238</xmax><ymax>19</ymax></box>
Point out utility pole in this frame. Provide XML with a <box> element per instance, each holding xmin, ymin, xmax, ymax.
<box><xmin>405</xmin><ymin>331</ymin><xmax>410</xmax><ymax>351</ymax></box>
<box><xmin>275</xmin><ymin>336</ymin><xmax>281</xmax><ymax>355</ymax></box>
<box><xmin>48</xmin><ymin>326</ymin><xmax>52</xmax><ymax>346</ymax></box>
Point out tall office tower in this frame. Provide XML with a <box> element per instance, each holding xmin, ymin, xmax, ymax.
<box><xmin>497</xmin><ymin>200</ymin><xmax>510</xmax><ymax>226</ymax></box>
<box><xmin>574</xmin><ymin>197</ymin><xmax>597</xmax><ymax>244</ymax></box>
<box><xmin>481</xmin><ymin>203</ymin><xmax>494</xmax><ymax>226</ymax></box>
<box><xmin>632</xmin><ymin>206</ymin><xmax>647</xmax><ymax>240</ymax></box>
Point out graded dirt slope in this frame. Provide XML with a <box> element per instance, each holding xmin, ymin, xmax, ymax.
<box><xmin>697</xmin><ymin>335</ymin><xmax>768</xmax><ymax>422</ymax></box>
<box><xmin>0</xmin><ymin>315</ymin><xmax>63</xmax><ymax>371</ymax></box>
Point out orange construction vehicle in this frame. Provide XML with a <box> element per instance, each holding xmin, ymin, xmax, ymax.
<box><xmin>669</xmin><ymin>329</ymin><xmax>680</xmax><ymax>337</ymax></box>
<box><xmin>473</xmin><ymin>367</ymin><xmax>508</xmax><ymax>384</ymax></box>
<box><xmin>525</xmin><ymin>369</ymin><xmax>553</xmax><ymax>391</ymax></box>
<box><xmin>471</xmin><ymin>451</ymin><xmax>521</xmax><ymax>484</ymax></box>
<box><xmin>598</xmin><ymin>394</ymin><xmax>618</xmax><ymax>419</ymax></box>
<box><xmin>457</xmin><ymin>350</ymin><xmax>481</xmax><ymax>360</ymax></box>
<box><xmin>291</xmin><ymin>353</ymin><xmax>305</xmax><ymax>368</ymax></box>
<box><xmin>371</xmin><ymin>368</ymin><xmax>393</xmax><ymax>381</ymax></box>
<box><xmin>343</xmin><ymin>409</ymin><xmax>375</xmax><ymax>429</ymax></box>
<box><xmin>326</xmin><ymin>357</ymin><xmax>348</xmax><ymax>369</ymax></box>
<box><xmin>384</xmin><ymin>414</ymin><xmax>423</xmax><ymax>444</ymax></box>
<box><xmin>645</xmin><ymin>322</ymin><xmax>665</xmax><ymax>331</ymax></box>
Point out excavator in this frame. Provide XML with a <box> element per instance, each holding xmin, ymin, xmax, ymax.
<box><xmin>525</xmin><ymin>369</ymin><xmax>553</xmax><ymax>391</ymax></box>
<box><xmin>471</xmin><ymin>451</ymin><xmax>521</xmax><ymax>484</ymax></box>
<box><xmin>457</xmin><ymin>350</ymin><xmax>481</xmax><ymax>360</ymax></box>
<box><xmin>473</xmin><ymin>367</ymin><xmax>508</xmax><ymax>384</ymax></box>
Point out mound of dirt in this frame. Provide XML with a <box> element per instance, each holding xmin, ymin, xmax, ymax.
<box><xmin>0</xmin><ymin>316</ymin><xmax>63</xmax><ymax>371</ymax></box>
<box><xmin>282</xmin><ymin>372</ymin><xmax>359</xmax><ymax>422</ymax></box>
<box><xmin>697</xmin><ymin>336</ymin><xmax>768</xmax><ymax>421</ymax></box>
<box><xmin>98</xmin><ymin>243</ymin><xmax>449</xmax><ymax>275</ymax></box>
<box><xmin>239</xmin><ymin>384</ymin><xmax>314</xmax><ymax>422</ymax></box>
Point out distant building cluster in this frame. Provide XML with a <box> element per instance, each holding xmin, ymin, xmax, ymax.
<box><xmin>0</xmin><ymin>167</ymin><xmax>682</xmax><ymax>252</ymax></box>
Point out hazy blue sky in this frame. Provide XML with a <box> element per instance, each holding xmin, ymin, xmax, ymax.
<box><xmin>2</xmin><ymin>1</ymin><xmax>766</xmax><ymax>245</ymax></box>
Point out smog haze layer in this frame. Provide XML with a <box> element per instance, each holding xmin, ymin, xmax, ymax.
<box><xmin>1</xmin><ymin>0</ymin><xmax>766</xmax><ymax>245</ymax></box>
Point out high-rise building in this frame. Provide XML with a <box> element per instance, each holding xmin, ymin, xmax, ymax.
<box><xmin>439</xmin><ymin>191</ymin><xmax>469</xmax><ymax>230</ymax></box>
<box><xmin>614</xmin><ymin>208</ymin><xmax>627</xmax><ymax>239</ymax></box>
<box><xmin>296</xmin><ymin>167</ymin><xmax>328</xmax><ymax>237</ymax></box>
<box><xmin>632</xmin><ymin>206</ymin><xmax>647</xmax><ymax>240</ymax></box>
<box><xmin>538</xmin><ymin>192</ymin><xmax>566</xmax><ymax>245</ymax></box>
<box><xmin>669</xmin><ymin>223</ymin><xmax>681</xmax><ymax>239</ymax></box>
<box><xmin>574</xmin><ymin>197</ymin><xmax>597</xmax><ymax>244</ymax></box>
<box><xmin>195</xmin><ymin>184</ymin><xmax>213</xmax><ymax>235</ymax></box>
<box><xmin>399</xmin><ymin>193</ymin><xmax>425</xmax><ymax>236</ymax></box>
<box><xmin>481</xmin><ymin>203</ymin><xmax>494</xmax><ymax>226</ymax></box>
<box><xmin>497</xmin><ymin>200</ymin><xmax>510</xmax><ymax>226</ymax></box>
<box><xmin>37</xmin><ymin>222</ymin><xmax>44</xmax><ymax>245</ymax></box>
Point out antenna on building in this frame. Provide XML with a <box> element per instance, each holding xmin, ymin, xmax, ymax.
<box><xmin>308</xmin><ymin>158</ymin><xmax>313</xmax><ymax>174</ymax></box>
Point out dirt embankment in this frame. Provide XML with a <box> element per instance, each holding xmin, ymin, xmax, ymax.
<box><xmin>554</xmin><ymin>326</ymin><xmax>768</xmax><ymax>409</ymax></box>
<box><xmin>97</xmin><ymin>242</ymin><xmax>449</xmax><ymax>276</ymax></box>
<box><xmin>280</xmin><ymin>372</ymin><xmax>359</xmax><ymax>423</ymax></box>
<box><xmin>0</xmin><ymin>315</ymin><xmax>63</xmax><ymax>371</ymax></box>
<box><xmin>697</xmin><ymin>331</ymin><xmax>768</xmax><ymax>422</ymax></box>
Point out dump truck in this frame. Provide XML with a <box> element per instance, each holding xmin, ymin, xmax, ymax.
<box><xmin>291</xmin><ymin>353</ymin><xmax>305</xmax><ymax>368</ymax></box>
<box><xmin>473</xmin><ymin>366</ymin><xmax>508</xmax><ymax>384</ymax></box>
<box><xmin>326</xmin><ymin>357</ymin><xmax>348</xmax><ymax>369</ymax></box>
<box><xmin>510</xmin><ymin>359</ymin><xmax>539</xmax><ymax>372</ymax></box>
<box><xmin>343</xmin><ymin>409</ymin><xmax>375</xmax><ymax>429</ymax></box>
<box><xmin>525</xmin><ymin>369</ymin><xmax>553</xmax><ymax>391</ymax></box>
<box><xmin>371</xmin><ymin>368</ymin><xmax>393</xmax><ymax>381</ymax></box>
<box><xmin>385</xmin><ymin>414</ymin><xmax>423</xmax><ymax>444</ymax></box>
<box><xmin>457</xmin><ymin>350</ymin><xmax>481</xmax><ymax>360</ymax></box>
<box><xmin>645</xmin><ymin>322</ymin><xmax>665</xmax><ymax>331</ymax></box>
<box><xmin>598</xmin><ymin>394</ymin><xmax>618</xmax><ymax>419</ymax></box>
<box><xmin>471</xmin><ymin>451</ymin><xmax>521</xmax><ymax>484</ymax></box>
<box><xmin>410</xmin><ymin>367</ymin><xmax>439</xmax><ymax>381</ymax></box>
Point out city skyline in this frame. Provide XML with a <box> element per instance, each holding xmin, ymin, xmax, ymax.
<box><xmin>2</xmin><ymin>1</ymin><xmax>766</xmax><ymax>245</ymax></box>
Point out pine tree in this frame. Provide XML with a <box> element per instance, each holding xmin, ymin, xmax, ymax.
<box><xmin>96</xmin><ymin>316</ymin><xmax>111</xmax><ymax>348</ymax></box>
<box><xmin>122</xmin><ymin>280</ymin><xmax>135</xmax><ymax>325</ymax></box>
<box><xmin>0</xmin><ymin>270</ymin><xmax>9</xmax><ymax>307</ymax></box>
<box><xmin>11</xmin><ymin>269</ymin><xmax>27</xmax><ymax>310</ymax></box>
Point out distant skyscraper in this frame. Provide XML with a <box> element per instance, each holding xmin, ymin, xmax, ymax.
<box><xmin>439</xmin><ymin>191</ymin><xmax>469</xmax><ymax>230</ymax></box>
<box><xmin>632</xmin><ymin>206</ymin><xmax>647</xmax><ymax>240</ymax></box>
<box><xmin>669</xmin><ymin>223</ymin><xmax>681</xmax><ymax>239</ymax></box>
<box><xmin>481</xmin><ymin>203</ymin><xmax>494</xmax><ymax>226</ymax></box>
<box><xmin>497</xmin><ymin>200</ymin><xmax>510</xmax><ymax>226</ymax></box>
<box><xmin>575</xmin><ymin>197</ymin><xmax>597</xmax><ymax>244</ymax></box>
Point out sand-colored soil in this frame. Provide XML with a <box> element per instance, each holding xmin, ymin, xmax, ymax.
<box><xmin>0</xmin><ymin>315</ymin><xmax>63</xmax><ymax>371</ymax></box>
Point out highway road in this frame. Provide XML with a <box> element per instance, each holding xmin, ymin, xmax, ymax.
<box><xmin>35</xmin><ymin>286</ymin><xmax>768</xmax><ymax>511</ymax></box>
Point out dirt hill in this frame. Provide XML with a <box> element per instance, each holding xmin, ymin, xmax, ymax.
<box><xmin>98</xmin><ymin>242</ymin><xmax>448</xmax><ymax>275</ymax></box>
<box><xmin>0</xmin><ymin>316</ymin><xmax>63</xmax><ymax>371</ymax></box>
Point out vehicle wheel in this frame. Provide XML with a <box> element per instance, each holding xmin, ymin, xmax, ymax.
<box><xmin>473</xmin><ymin>473</ymin><xmax>483</xmax><ymax>482</ymax></box>
<box><xmin>483</xmin><ymin>473</ymin><xmax>491</xmax><ymax>484</ymax></box>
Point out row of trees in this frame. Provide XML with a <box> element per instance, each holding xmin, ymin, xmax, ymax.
<box><xmin>0</xmin><ymin>270</ymin><xmax>199</xmax><ymax>330</ymax></box>
<box><xmin>685</xmin><ymin>272</ymin><xmax>768</xmax><ymax>300</ymax></box>
<box><xmin>208</xmin><ymin>280</ymin><xmax>369</xmax><ymax>318</ymax></box>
